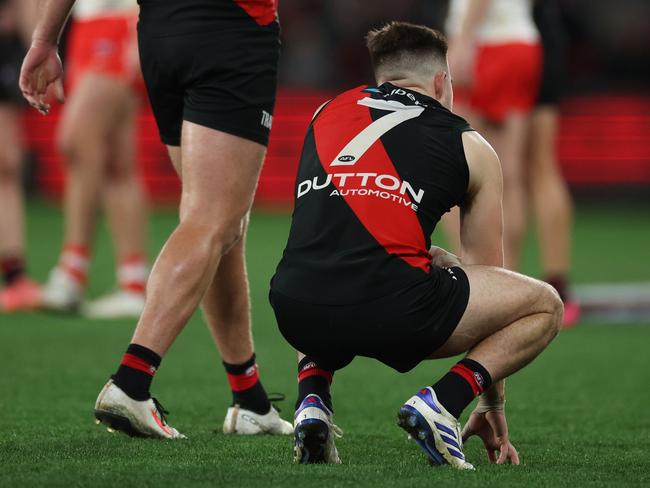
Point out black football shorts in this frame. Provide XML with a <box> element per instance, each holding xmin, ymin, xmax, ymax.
<box><xmin>270</xmin><ymin>266</ymin><xmax>470</xmax><ymax>373</ymax></box>
<box><xmin>137</xmin><ymin>19</ymin><xmax>280</xmax><ymax>146</ymax></box>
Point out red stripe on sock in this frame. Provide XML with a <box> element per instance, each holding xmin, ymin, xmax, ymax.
<box><xmin>450</xmin><ymin>364</ymin><xmax>483</xmax><ymax>397</ymax></box>
<box><xmin>298</xmin><ymin>367</ymin><xmax>333</xmax><ymax>384</ymax></box>
<box><xmin>119</xmin><ymin>253</ymin><xmax>146</xmax><ymax>266</ymax></box>
<box><xmin>61</xmin><ymin>265</ymin><xmax>87</xmax><ymax>286</ymax></box>
<box><xmin>122</xmin><ymin>282</ymin><xmax>146</xmax><ymax>294</ymax></box>
<box><xmin>227</xmin><ymin>364</ymin><xmax>260</xmax><ymax>392</ymax></box>
<box><xmin>122</xmin><ymin>353</ymin><xmax>157</xmax><ymax>376</ymax></box>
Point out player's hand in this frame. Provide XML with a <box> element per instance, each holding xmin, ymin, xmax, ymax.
<box><xmin>430</xmin><ymin>246</ymin><xmax>461</xmax><ymax>268</ymax></box>
<box><xmin>447</xmin><ymin>35</ymin><xmax>475</xmax><ymax>87</ymax></box>
<box><xmin>19</xmin><ymin>38</ymin><xmax>65</xmax><ymax>115</ymax></box>
<box><xmin>461</xmin><ymin>410</ymin><xmax>520</xmax><ymax>465</ymax></box>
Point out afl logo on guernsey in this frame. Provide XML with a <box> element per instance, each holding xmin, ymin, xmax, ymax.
<box><xmin>337</xmin><ymin>155</ymin><xmax>355</xmax><ymax>163</ymax></box>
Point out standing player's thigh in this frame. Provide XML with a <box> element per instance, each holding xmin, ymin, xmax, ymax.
<box><xmin>431</xmin><ymin>265</ymin><xmax>558</xmax><ymax>358</ymax></box>
<box><xmin>178</xmin><ymin>121</ymin><xmax>266</xmax><ymax>223</ymax></box>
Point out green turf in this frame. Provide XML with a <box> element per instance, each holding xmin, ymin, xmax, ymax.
<box><xmin>1</xmin><ymin>200</ymin><xmax>649</xmax><ymax>487</ymax></box>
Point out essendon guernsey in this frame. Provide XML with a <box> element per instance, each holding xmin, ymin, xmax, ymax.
<box><xmin>272</xmin><ymin>83</ymin><xmax>473</xmax><ymax>305</ymax></box>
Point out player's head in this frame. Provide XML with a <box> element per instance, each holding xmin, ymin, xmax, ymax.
<box><xmin>366</xmin><ymin>22</ymin><xmax>452</xmax><ymax>110</ymax></box>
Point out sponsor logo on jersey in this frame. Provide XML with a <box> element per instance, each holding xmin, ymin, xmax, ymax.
<box><xmin>297</xmin><ymin>172</ymin><xmax>424</xmax><ymax>212</ymax></box>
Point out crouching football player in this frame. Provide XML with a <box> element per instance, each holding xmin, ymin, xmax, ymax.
<box><xmin>269</xmin><ymin>22</ymin><xmax>563</xmax><ymax>469</ymax></box>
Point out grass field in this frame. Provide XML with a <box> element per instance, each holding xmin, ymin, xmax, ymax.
<box><xmin>1</xmin><ymin>200</ymin><xmax>649</xmax><ymax>487</ymax></box>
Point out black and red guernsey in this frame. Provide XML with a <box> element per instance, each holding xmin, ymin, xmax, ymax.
<box><xmin>272</xmin><ymin>83</ymin><xmax>473</xmax><ymax>305</ymax></box>
<box><xmin>137</xmin><ymin>0</ymin><xmax>277</xmax><ymax>33</ymax></box>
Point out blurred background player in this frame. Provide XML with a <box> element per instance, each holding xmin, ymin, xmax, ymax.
<box><xmin>528</xmin><ymin>0</ymin><xmax>579</xmax><ymax>326</ymax></box>
<box><xmin>39</xmin><ymin>0</ymin><xmax>149</xmax><ymax>318</ymax></box>
<box><xmin>445</xmin><ymin>0</ymin><xmax>542</xmax><ymax>272</ymax></box>
<box><xmin>445</xmin><ymin>0</ymin><xmax>579</xmax><ymax>326</ymax></box>
<box><xmin>0</xmin><ymin>0</ymin><xmax>40</xmax><ymax>312</ymax></box>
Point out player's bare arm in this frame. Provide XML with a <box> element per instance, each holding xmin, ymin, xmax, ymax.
<box><xmin>457</xmin><ymin>130</ymin><xmax>518</xmax><ymax>464</ymax></box>
<box><xmin>19</xmin><ymin>0</ymin><xmax>75</xmax><ymax>114</ymax></box>
<box><xmin>459</xmin><ymin>129</ymin><xmax>504</xmax><ymax>267</ymax></box>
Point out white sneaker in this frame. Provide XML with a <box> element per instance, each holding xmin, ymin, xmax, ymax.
<box><xmin>40</xmin><ymin>267</ymin><xmax>83</xmax><ymax>313</ymax></box>
<box><xmin>398</xmin><ymin>387</ymin><xmax>474</xmax><ymax>470</ymax></box>
<box><xmin>94</xmin><ymin>379</ymin><xmax>185</xmax><ymax>439</ymax></box>
<box><xmin>82</xmin><ymin>290</ymin><xmax>145</xmax><ymax>319</ymax></box>
<box><xmin>293</xmin><ymin>394</ymin><xmax>343</xmax><ymax>464</ymax></box>
<box><xmin>223</xmin><ymin>404</ymin><xmax>293</xmax><ymax>435</ymax></box>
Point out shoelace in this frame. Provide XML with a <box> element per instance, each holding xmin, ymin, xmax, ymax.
<box><xmin>329</xmin><ymin>421</ymin><xmax>344</xmax><ymax>438</ymax></box>
<box><xmin>152</xmin><ymin>397</ymin><xmax>169</xmax><ymax>425</ymax></box>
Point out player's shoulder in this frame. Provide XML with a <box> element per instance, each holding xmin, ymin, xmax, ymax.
<box><xmin>462</xmin><ymin>130</ymin><xmax>501</xmax><ymax>192</ymax></box>
<box><xmin>311</xmin><ymin>85</ymin><xmax>368</xmax><ymax>122</ymax></box>
<box><xmin>462</xmin><ymin>130</ymin><xmax>499</xmax><ymax>164</ymax></box>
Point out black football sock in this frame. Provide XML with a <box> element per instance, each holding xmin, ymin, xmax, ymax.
<box><xmin>296</xmin><ymin>356</ymin><xmax>334</xmax><ymax>412</ymax></box>
<box><xmin>1</xmin><ymin>255</ymin><xmax>26</xmax><ymax>285</ymax></box>
<box><xmin>546</xmin><ymin>275</ymin><xmax>568</xmax><ymax>302</ymax></box>
<box><xmin>223</xmin><ymin>354</ymin><xmax>271</xmax><ymax>415</ymax></box>
<box><xmin>112</xmin><ymin>343</ymin><xmax>161</xmax><ymax>401</ymax></box>
<box><xmin>432</xmin><ymin>358</ymin><xmax>492</xmax><ymax>419</ymax></box>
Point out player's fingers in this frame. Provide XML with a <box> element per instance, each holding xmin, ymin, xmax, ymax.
<box><xmin>496</xmin><ymin>443</ymin><xmax>510</xmax><ymax>465</ymax></box>
<box><xmin>509</xmin><ymin>444</ymin><xmax>520</xmax><ymax>465</ymax></box>
<box><xmin>54</xmin><ymin>78</ymin><xmax>65</xmax><ymax>103</ymax></box>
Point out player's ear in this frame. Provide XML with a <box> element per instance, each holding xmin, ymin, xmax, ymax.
<box><xmin>433</xmin><ymin>70</ymin><xmax>447</xmax><ymax>100</ymax></box>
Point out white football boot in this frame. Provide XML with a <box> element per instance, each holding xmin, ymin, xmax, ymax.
<box><xmin>94</xmin><ymin>379</ymin><xmax>185</xmax><ymax>439</ymax></box>
<box><xmin>82</xmin><ymin>290</ymin><xmax>145</xmax><ymax>319</ymax></box>
<box><xmin>223</xmin><ymin>404</ymin><xmax>293</xmax><ymax>435</ymax></box>
<box><xmin>293</xmin><ymin>394</ymin><xmax>342</xmax><ymax>464</ymax></box>
<box><xmin>40</xmin><ymin>267</ymin><xmax>83</xmax><ymax>313</ymax></box>
<box><xmin>398</xmin><ymin>386</ymin><xmax>474</xmax><ymax>470</ymax></box>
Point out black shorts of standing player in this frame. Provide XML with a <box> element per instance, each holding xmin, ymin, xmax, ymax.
<box><xmin>0</xmin><ymin>34</ymin><xmax>26</xmax><ymax>106</ymax></box>
<box><xmin>137</xmin><ymin>10</ymin><xmax>280</xmax><ymax>147</ymax></box>
<box><xmin>534</xmin><ymin>0</ymin><xmax>567</xmax><ymax>106</ymax></box>
<box><xmin>270</xmin><ymin>266</ymin><xmax>470</xmax><ymax>373</ymax></box>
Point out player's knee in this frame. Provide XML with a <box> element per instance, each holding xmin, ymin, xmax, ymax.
<box><xmin>183</xmin><ymin>212</ymin><xmax>245</xmax><ymax>257</ymax></box>
<box><xmin>57</xmin><ymin>131</ymin><xmax>103</xmax><ymax>169</ymax></box>
<box><xmin>106</xmin><ymin>160</ymin><xmax>135</xmax><ymax>183</ymax></box>
<box><xmin>213</xmin><ymin>216</ymin><xmax>246</xmax><ymax>254</ymax></box>
<box><xmin>539</xmin><ymin>281</ymin><xmax>563</xmax><ymax>339</ymax></box>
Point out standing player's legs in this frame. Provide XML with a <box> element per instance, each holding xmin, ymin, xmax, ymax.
<box><xmin>131</xmin><ymin>123</ymin><xmax>262</xmax><ymax>353</ymax></box>
<box><xmin>166</xmin><ymin>143</ymin><xmax>287</xmax><ymax>429</ymax></box>
<box><xmin>527</xmin><ymin>106</ymin><xmax>578</xmax><ymax>326</ymax></box>
<box><xmin>0</xmin><ymin>104</ymin><xmax>40</xmax><ymax>311</ymax></box>
<box><xmin>481</xmin><ymin>114</ymin><xmax>530</xmax><ymax>270</ymax></box>
<box><xmin>83</xmin><ymin>88</ymin><xmax>149</xmax><ymax>318</ymax></box>
<box><xmin>41</xmin><ymin>74</ymin><xmax>133</xmax><ymax>311</ymax></box>
<box><xmin>97</xmin><ymin>123</ymin><xmax>291</xmax><ymax>437</ymax></box>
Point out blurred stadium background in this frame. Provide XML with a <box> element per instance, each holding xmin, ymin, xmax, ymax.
<box><xmin>21</xmin><ymin>0</ymin><xmax>650</xmax><ymax>317</ymax></box>
<box><xmin>1</xmin><ymin>0</ymin><xmax>649</xmax><ymax>486</ymax></box>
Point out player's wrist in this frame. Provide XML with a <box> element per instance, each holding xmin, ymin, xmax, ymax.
<box><xmin>31</xmin><ymin>35</ymin><xmax>59</xmax><ymax>49</ymax></box>
<box><xmin>474</xmin><ymin>395</ymin><xmax>505</xmax><ymax>413</ymax></box>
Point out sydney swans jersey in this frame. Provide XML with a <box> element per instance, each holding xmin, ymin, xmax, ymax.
<box><xmin>272</xmin><ymin>83</ymin><xmax>472</xmax><ymax>305</ymax></box>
